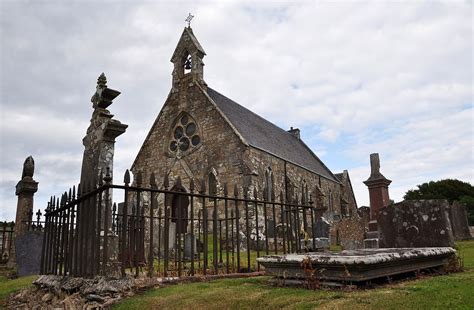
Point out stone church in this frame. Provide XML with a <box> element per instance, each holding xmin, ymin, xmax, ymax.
<box><xmin>131</xmin><ymin>27</ymin><xmax>358</xmax><ymax>241</ymax></box>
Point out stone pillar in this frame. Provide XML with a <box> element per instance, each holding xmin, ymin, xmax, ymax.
<box><xmin>80</xmin><ymin>73</ymin><xmax>127</xmax><ymax>276</ymax></box>
<box><xmin>80</xmin><ymin>73</ymin><xmax>128</xmax><ymax>186</ymax></box>
<box><xmin>363</xmin><ymin>153</ymin><xmax>392</xmax><ymax>221</ymax></box>
<box><xmin>8</xmin><ymin>156</ymin><xmax>38</xmax><ymax>267</ymax></box>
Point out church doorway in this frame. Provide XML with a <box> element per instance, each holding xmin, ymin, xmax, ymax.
<box><xmin>170</xmin><ymin>184</ymin><xmax>189</xmax><ymax>234</ymax></box>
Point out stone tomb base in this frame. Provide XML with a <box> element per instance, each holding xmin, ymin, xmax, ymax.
<box><xmin>257</xmin><ymin>247</ymin><xmax>456</xmax><ymax>285</ymax></box>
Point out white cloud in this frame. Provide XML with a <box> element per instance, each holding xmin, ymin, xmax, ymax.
<box><xmin>0</xmin><ymin>1</ymin><xmax>472</xmax><ymax>219</ymax></box>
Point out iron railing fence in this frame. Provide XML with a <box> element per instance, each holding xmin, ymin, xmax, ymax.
<box><xmin>41</xmin><ymin>169</ymin><xmax>326</xmax><ymax>278</ymax></box>
<box><xmin>0</xmin><ymin>222</ymin><xmax>14</xmax><ymax>264</ymax></box>
<box><xmin>0</xmin><ymin>210</ymin><xmax>45</xmax><ymax>264</ymax></box>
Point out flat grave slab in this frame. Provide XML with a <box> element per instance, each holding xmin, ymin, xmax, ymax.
<box><xmin>257</xmin><ymin>247</ymin><xmax>456</xmax><ymax>284</ymax></box>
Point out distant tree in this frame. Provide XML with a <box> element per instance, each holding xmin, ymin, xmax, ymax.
<box><xmin>404</xmin><ymin>179</ymin><xmax>474</xmax><ymax>225</ymax></box>
<box><xmin>459</xmin><ymin>195</ymin><xmax>474</xmax><ymax>226</ymax></box>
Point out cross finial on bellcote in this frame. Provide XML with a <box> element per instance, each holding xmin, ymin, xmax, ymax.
<box><xmin>185</xmin><ymin>13</ymin><xmax>194</xmax><ymax>28</ymax></box>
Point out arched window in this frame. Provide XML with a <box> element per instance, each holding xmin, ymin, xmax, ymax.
<box><xmin>208</xmin><ymin>172</ymin><xmax>217</xmax><ymax>196</ymax></box>
<box><xmin>183</xmin><ymin>52</ymin><xmax>192</xmax><ymax>75</ymax></box>
<box><xmin>265</xmin><ymin>168</ymin><xmax>273</xmax><ymax>201</ymax></box>
<box><xmin>301</xmin><ymin>180</ymin><xmax>308</xmax><ymax>204</ymax></box>
<box><xmin>329</xmin><ymin>189</ymin><xmax>333</xmax><ymax>211</ymax></box>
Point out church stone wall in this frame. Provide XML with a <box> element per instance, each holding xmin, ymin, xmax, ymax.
<box><xmin>131</xmin><ymin>27</ymin><xmax>362</xmax><ymax>248</ymax></box>
<box><xmin>132</xmin><ymin>81</ymin><xmax>247</xmax><ymax>192</ymax></box>
<box><xmin>245</xmin><ymin>147</ymin><xmax>342</xmax><ymax>210</ymax></box>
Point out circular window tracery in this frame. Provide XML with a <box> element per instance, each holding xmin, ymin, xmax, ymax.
<box><xmin>169</xmin><ymin>113</ymin><xmax>201</xmax><ymax>154</ymax></box>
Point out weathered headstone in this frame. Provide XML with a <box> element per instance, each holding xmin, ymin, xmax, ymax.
<box><xmin>266</xmin><ymin>220</ymin><xmax>276</xmax><ymax>238</ymax></box>
<box><xmin>160</xmin><ymin>222</ymin><xmax>176</xmax><ymax>251</ymax></box>
<box><xmin>449</xmin><ymin>201</ymin><xmax>472</xmax><ymax>240</ymax></box>
<box><xmin>313</xmin><ymin>217</ymin><xmax>330</xmax><ymax>238</ymax></box>
<box><xmin>15</xmin><ymin>231</ymin><xmax>43</xmax><ymax>276</ymax></box>
<box><xmin>184</xmin><ymin>233</ymin><xmax>197</xmax><ymax>259</ymax></box>
<box><xmin>303</xmin><ymin>237</ymin><xmax>329</xmax><ymax>251</ymax></box>
<box><xmin>377</xmin><ymin>199</ymin><xmax>455</xmax><ymax>248</ymax></box>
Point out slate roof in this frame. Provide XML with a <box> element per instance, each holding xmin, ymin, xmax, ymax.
<box><xmin>334</xmin><ymin>173</ymin><xmax>344</xmax><ymax>182</ymax></box>
<box><xmin>207</xmin><ymin>87</ymin><xmax>339</xmax><ymax>182</ymax></box>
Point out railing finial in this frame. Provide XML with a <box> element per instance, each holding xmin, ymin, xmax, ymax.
<box><xmin>124</xmin><ymin>169</ymin><xmax>131</xmax><ymax>185</ymax></box>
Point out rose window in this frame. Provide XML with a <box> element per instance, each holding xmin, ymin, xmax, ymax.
<box><xmin>169</xmin><ymin>113</ymin><xmax>201</xmax><ymax>154</ymax></box>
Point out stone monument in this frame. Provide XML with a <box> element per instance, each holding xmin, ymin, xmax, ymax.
<box><xmin>363</xmin><ymin>153</ymin><xmax>391</xmax><ymax>248</ymax></box>
<box><xmin>80</xmin><ymin>73</ymin><xmax>128</xmax><ymax>186</ymax></box>
<box><xmin>378</xmin><ymin>199</ymin><xmax>455</xmax><ymax>248</ymax></box>
<box><xmin>80</xmin><ymin>73</ymin><xmax>127</xmax><ymax>276</ymax></box>
<box><xmin>448</xmin><ymin>201</ymin><xmax>472</xmax><ymax>240</ymax></box>
<box><xmin>8</xmin><ymin>156</ymin><xmax>39</xmax><ymax>270</ymax></box>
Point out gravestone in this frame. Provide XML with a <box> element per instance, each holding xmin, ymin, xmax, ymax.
<box><xmin>377</xmin><ymin>199</ymin><xmax>455</xmax><ymax>248</ymax></box>
<box><xmin>266</xmin><ymin>220</ymin><xmax>276</xmax><ymax>238</ymax></box>
<box><xmin>184</xmin><ymin>233</ymin><xmax>197</xmax><ymax>259</ymax></box>
<box><xmin>160</xmin><ymin>222</ymin><xmax>176</xmax><ymax>251</ymax></box>
<box><xmin>303</xmin><ymin>237</ymin><xmax>329</xmax><ymax>251</ymax></box>
<box><xmin>313</xmin><ymin>217</ymin><xmax>330</xmax><ymax>238</ymax></box>
<box><xmin>449</xmin><ymin>201</ymin><xmax>472</xmax><ymax>240</ymax></box>
<box><xmin>15</xmin><ymin>231</ymin><xmax>43</xmax><ymax>276</ymax></box>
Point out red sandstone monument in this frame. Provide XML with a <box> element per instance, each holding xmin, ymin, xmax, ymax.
<box><xmin>363</xmin><ymin>153</ymin><xmax>391</xmax><ymax>247</ymax></box>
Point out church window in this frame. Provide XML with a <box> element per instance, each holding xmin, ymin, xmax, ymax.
<box><xmin>180</xmin><ymin>114</ymin><xmax>189</xmax><ymax>125</ymax></box>
<box><xmin>209</xmin><ymin>172</ymin><xmax>217</xmax><ymax>196</ymax></box>
<box><xmin>170</xmin><ymin>141</ymin><xmax>178</xmax><ymax>152</ymax></box>
<box><xmin>191</xmin><ymin>135</ymin><xmax>201</xmax><ymax>146</ymax></box>
<box><xmin>169</xmin><ymin>112</ymin><xmax>201</xmax><ymax>154</ymax></box>
<box><xmin>265</xmin><ymin>168</ymin><xmax>273</xmax><ymax>201</ymax></box>
<box><xmin>179</xmin><ymin>137</ymin><xmax>190</xmax><ymax>151</ymax></box>
<box><xmin>186</xmin><ymin>123</ymin><xmax>196</xmax><ymax>136</ymax></box>
<box><xmin>175</xmin><ymin>126</ymin><xmax>184</xmax><ymax>139</ymax></box>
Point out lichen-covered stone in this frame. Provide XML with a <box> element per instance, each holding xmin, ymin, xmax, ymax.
<box><xmin>377</xmin><ymin>199</ymin><xmax>455</xmax><ymax>248</ymax></box>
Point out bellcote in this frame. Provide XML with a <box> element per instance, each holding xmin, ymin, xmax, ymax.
<box><xmin>171</xmin><ymin>27</ymin><xmax>206</xmax><ymax>90</ymax></box>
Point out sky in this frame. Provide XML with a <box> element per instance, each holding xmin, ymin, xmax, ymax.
<box><xmin>0</xmin><ymin>0</ymin><xmax>472</xmax><ymax>220</ymax></box>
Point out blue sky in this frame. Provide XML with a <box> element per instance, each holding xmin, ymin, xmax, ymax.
<box><xmin>0</xmin><ymin>0</ymin><xmax>472</xmax><ymax>220</ymax></box>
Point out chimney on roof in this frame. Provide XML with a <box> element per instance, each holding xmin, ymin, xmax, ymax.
<box><xmin>288</xmin><ymin>127</ymin><xmax>300</xmax><ymax>140</ymax></box>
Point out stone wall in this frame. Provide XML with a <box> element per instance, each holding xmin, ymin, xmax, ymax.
<box><xmin>377</xmin><ymin>199</ymin><xmax>455</xmax><ymax>248</ymax></box>
<box><xmin>131</xmin><ymin>28</ymin><xmax>361</xmax><ymax>250</ymax></box>
<box><xmin>332</xmin><ymin>216</ymin><xmax>366</xmax><ymax>250</ymax></box>
<box><xmin>131</xmin><ymin>79</ymin><xmax>363</xmax><ymax>250</ymax></box>
<box><xmin>132</xmin><ymin>82</ymin><xmax>247</xmax><ymax>193</ymax></box>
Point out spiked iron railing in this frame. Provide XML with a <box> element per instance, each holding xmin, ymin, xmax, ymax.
<box><xmin>41</xmin><ymin>169</ymin><xmax>326</xmax><ymax>278</ymax></box>
<box><xmin>0</xmin><ymin>222</ymin><xmax>15</xmax><ymax>264</ymax></box>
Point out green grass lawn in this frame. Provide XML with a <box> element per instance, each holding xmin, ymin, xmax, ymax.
<box><xmin>1</xmin><ymin>241</ymin><xmax>473</xmax><ymax>309</ymax></box>
<box><xmin>0</xmin><ymin>275</ymin><xmax>37</xmax><ymax>307</ymax></box>
<box><xmin>115</xmin><ymin>240</ymin><xmax>474</xmax><ymax>310</ymax></box>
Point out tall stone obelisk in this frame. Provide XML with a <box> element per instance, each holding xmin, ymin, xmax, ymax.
<box><xmin>8</xmin><ymin>156</ymin><xmax>38</xmax><ymax>267</ymax></box>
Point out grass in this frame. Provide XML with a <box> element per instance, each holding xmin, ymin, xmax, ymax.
<box><xmin>0</xmin><ymin>275</ymin><xmax>37</xmax><ymax>307</ymax></box>
<box><xmin>1</xmin><ymin>241</ymin><xmax>473</xmax><ymax>309</ymax></box>
<box><xmin>115</xmin><ymin>240</ymin><xmax>474</xmax><ymax>310</ymax></box>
